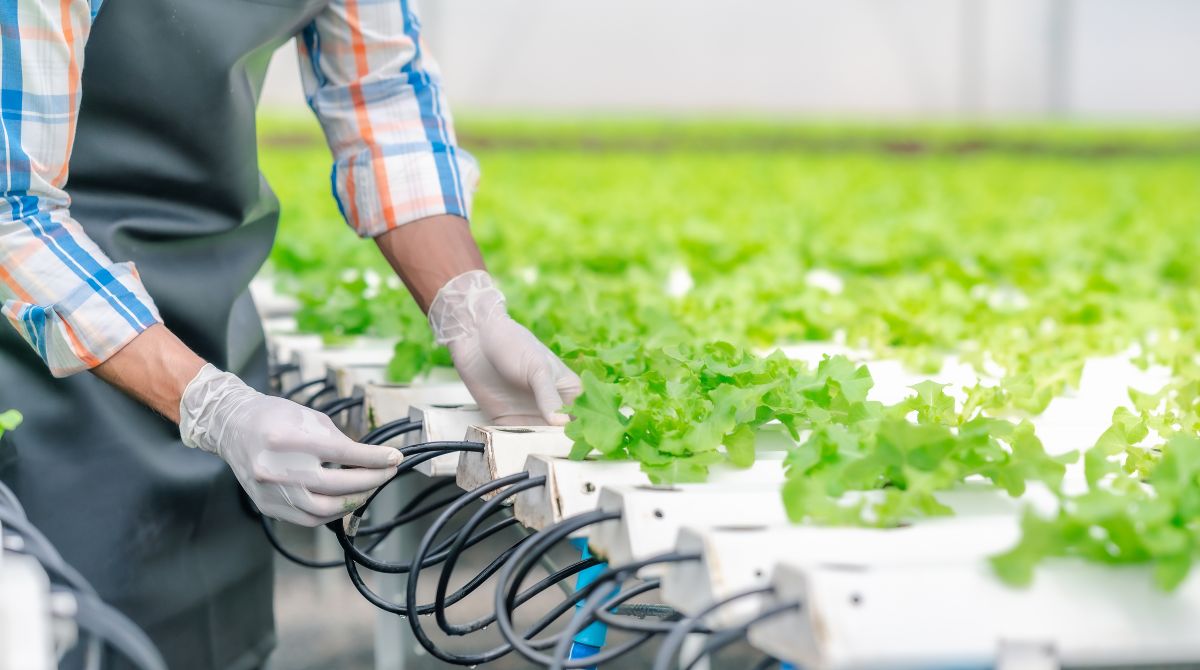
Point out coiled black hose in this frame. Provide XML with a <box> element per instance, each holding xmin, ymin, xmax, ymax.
<box><xmin>317</xmin><ymin>395</ymin><xmax>364</xmax><ymax>417</ymax></box>
<box><xmin>268</xmin><ymin>362</ymin><xmax>300</xmax><ymax>385</ymax></box>
<box><xmin>678</xmin><ymin>601</ymin><xmax>800</xmax><ymax>670</ymax></box>
<box><xmin>547</xmin><ymin>577</ymin><xmax>663</xmax><ymax>669</ymax></box>
<box><xmin>429</xmin><ymin>477</ymin><xmax>557</xmax><ymax>636</ymax></box>
<box><xmin>336</xmin><ymin>511</ymin><xmax>518</xmax><ymax>574</ymax></box>
<box><xmin>749</xmin><ymin>654</ymin><xmax>784</xmax><ymax>669</ymax></box>
<box><xmin>355</xmin><ymin>477</ymin><xmax>459</xmax><ymax>536</ymax></box>
<box><xmin>492</xmin><ymin>509</ymin><xmax>686</xmax><ymax>667</ymax></box>
<box><xmin>591</xmin><ymin>578</ymin><xmax>681</xmax><ymax>633</ymax></box>
<box><xmin>303</xmin><ymin>383</ymin><xmax>337</xmax><ymax>409</ymax></box>
<box><xmin>400</xmin><ymin>474</ymin><xmax>606</xmax><ymax>665</ymax></box>
<box><xmin>650</xmin><ymin>585</ymin><xmax>778</xmax><ymax>670</ymax></box>
<box><xmin>281</xmin><ymin>377</ymin><xmax>326</xmax><ymax>402</ymax></box>
<box><xmin>540</xmin><ymin>552</ymin><xmax>702</xmax><ymax>669</ymax></box>
<box><xmin>346</xmin><ymin>440</ymin><xmax>478</xmax><ymax>531</ymax></box>
<box><xmin>261</xmin><ymin>441</ymin><xmax>481</xmax><ymax>569</ymax></box>
<box><xmin>360</xmin><ymin>417</ymin><xmax>423</xmax><ymax>446</ymax></box>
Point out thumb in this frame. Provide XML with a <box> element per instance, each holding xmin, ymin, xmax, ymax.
<box><xmin>528</xmin><ymin>365</ymin><xmax>569</xmax><ymax>426</ymax></box>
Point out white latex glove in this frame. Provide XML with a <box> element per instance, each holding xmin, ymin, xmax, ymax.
<box><xmin>179</xmin><ymin>364</ymin><xmax>401</xmax><ymax>526</ymax></box>
<box><xmin>429</xmin><ymin>271</ymin><xmax>582</xmax><ymax>425</ymax></box>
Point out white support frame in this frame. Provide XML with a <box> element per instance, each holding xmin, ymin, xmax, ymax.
<box><xmin>513</xmin><ymin>449</ymin><xmax>790</xmax><ymax>533</ymax></box>
<box><xmin>586</xmin><ymin>484</ymin><xmax>789</xmax><ymax>576</ymax></box>
<box><xmin>749</xmin><ymin>557</ymin><xmax>1200</xmax><ymax>669</ymax></box>
<box><xmin>0</xmin><ymin>543</ymin><xmax>59</xmax><ymax>670</ymax></box>
<box><xmin>406</xmin><ymin>404</ymin><xmax>485</xmax><ymax>476</ymax></box>
<box><xmin>457</xmin><ymin>426</ymin><xmax>574</xmax><ymax>498</ymax></box>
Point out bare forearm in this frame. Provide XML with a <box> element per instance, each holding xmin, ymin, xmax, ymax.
<box><xmin>374</xmin><ymin>215</ymin><xmax>486</xmax><ymax>312</ymax></box>
<box><xmin>91</xmin><ymin>324</ymin><xmax>207</xmax><ymax>423</ymax></box>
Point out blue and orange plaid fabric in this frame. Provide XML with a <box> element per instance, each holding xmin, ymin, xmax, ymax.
<box><xmin>0</xmin><ymin>0</ymin><xmax>477</xmax><ymax>376</ymax></box>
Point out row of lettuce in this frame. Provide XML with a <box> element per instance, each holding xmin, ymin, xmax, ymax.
<box><xmin>260</xmin><ymin>119</ymin><xmax>1200</xmax><ymax>589</ymax></box>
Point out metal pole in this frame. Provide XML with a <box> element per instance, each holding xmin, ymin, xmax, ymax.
<box><xmin>372</xmin><ymin>480</ymin><xmax>409</xmax><ymax>670</ymax></box>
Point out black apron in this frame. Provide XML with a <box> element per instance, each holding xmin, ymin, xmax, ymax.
<box><xmin>0</xmin><ymin>0</ymin><xmax>324</xmax><ymax>667</ymax></box>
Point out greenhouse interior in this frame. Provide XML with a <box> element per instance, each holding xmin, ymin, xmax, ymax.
<box><xmin>2</xmin><ymin>1</ymin><xmax>1200</xmax><ymax>669</ymax></box>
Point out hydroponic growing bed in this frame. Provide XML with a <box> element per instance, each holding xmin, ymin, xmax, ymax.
<box><xmin>253</xmin><ymin>118</ymin><xmax>1200</xmax><ymax>669</ymax></box>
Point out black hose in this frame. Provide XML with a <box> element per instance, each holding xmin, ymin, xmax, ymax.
<box><xmin>258</xmin><ymin>511</ymin><xmax>403</xmax><ymax>569</ymax></box>
<box><xmin>547</xmin><ymin>578</ymin><xmax>659</xmax><ymax>670</ymax></box>
<box><xmin>402</xmin><ymin>474</ymin><xmax>614</xmax><ymax>665</ymax></box>
<box><xmin>356</xmin><ymin>477</ymin><xmax>459</xmax><ymax>535</ymax></box>
<box><xmin>259</xmin><ymin>442</ymin><xmax>478</xmax><ymax>568</ymax></box>
<box><xmin>317</xmin><ymin>395</ymin><xmax>364</xmax><ymax>417</ymax></box>
<box><xmin>494</xmin><ymin>510</ymin><xmax>621</xmax><ymax>632</ymax></box>
<box><xmin>414</xmin><ymin>478</ymin><xmax>606</xmax><ymax>645</ymax></box>
<box><xmin>591</xmin><ymin>579</ymin><xmax>681</xmax><ymax>633</ymax></box>
<box><xmin>493</xmin><ymin>507</ymin><xmax>705</xmax><ymax>667</ymax></box>
<box><xmin>429</xmin><ymin>477</ymin><xmax>551</xmax><ymax>637</ymax></box>
<box><xmin>343</xmin><ymin>475</ymin><xmax>520</xmax><ymax>581</ymax></box>
<box><xmin>750</xmin><ymin>654</ymin><xmax>782</xmax><ymax>670</ymax></box>
<box><xmin>536</xmin><ymin>552</ymin><xmax>700</xmax><ymax>669</ymax></box>
<box><xmin>337</xmin><ymin>511</ymin><xmax>518</xmax><ymax>574</ymax></box>
<box><xmin>348</xmin><ymin>441</ymin><xmax>480</xmax><ymax>527</ymax></box>
<box><xmin>680</xmin><ymin>601</ymin><xmax>801</xmax><ymax>670</ymax></box>
<box><xmin>334</xmin><ymin>513</ymin><xmax>523</xmax><ymax>613</ymax></box>
<box><xmin>268</xmin><ymin>362</ymin><xmax>300</xmax><ymax>380</ymax></box>
<box><xmin>259</xmin><ymin>515</ymin><xmax>344</xmax><ymax>569</ymax></box>
<box><xmin>490</xmin><ymin>509</ymin><xmax>621</xmax><ymax>658</ymax></box>
<box><xmin>281</xmin><ymin>377</ymin><xmax>326</xmax><ymax>402</ymax></box>
<box><xmin>651</xmin><ymin>586</ymin><xmax>776</xmax><ymax>670</ymax></box>
<box><xmin>303</xmin><ymin>384</ymin><xmax>337</xmax><ymax>409</ymax></box>
<box><xmin>360</xmin><ymin>418</ymin><xmax>423</xmax><ymax>445</ymax></box>
<box><xmin>260</xmin><ymin>449</ymin><xmax>448</xmax><ymax>568</ymax></box>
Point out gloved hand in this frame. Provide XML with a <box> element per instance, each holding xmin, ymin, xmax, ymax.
<box><xmin>429</xmin><ymin>271</ymin><xmax>582</xmax><ymax>425</ymax></box>
<box><xmin>179</xmin><ymin>364</ymin><xmax>400</xmax><ymax>526</ymax></box>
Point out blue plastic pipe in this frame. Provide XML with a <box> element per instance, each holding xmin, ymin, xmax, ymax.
<box><xmin>567</xmin><ymin>537</ymin><xmax>609</xmax><ymax>668</ymax></box>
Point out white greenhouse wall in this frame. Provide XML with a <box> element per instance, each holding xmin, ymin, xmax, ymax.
<box><xmin>260</xmin><ymin>0</ymin><xmax>1200</xmax><ymax>121</ymax></box>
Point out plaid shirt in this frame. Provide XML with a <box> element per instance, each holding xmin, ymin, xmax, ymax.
<box><xmin>0</xmin><ymin>0</ymin><xmax>478</xmax><ymax>377</ymax></box>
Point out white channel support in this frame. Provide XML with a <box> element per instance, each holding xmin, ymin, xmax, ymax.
<box><xmin>362</xmin><ymin>381</ymin><xmax>473</xmax><ymax>440</ymax></box>
<box><xmin>662</xmin><ymin>510</ymin><xmax>1020</xmax><ymax>628</ymax></box>
<box><xmin>0</xmin><ymin>548</ymin><xmax>57</xmax><ymax>670</ymax></box>
<box><xmin>406</xmin><ymin>404</ymin><xmax>485</xmax><ymax>476</ymax></box>
<box><xmin>291</xmin><ymin>339</ymin><xmax>396</xmax><ymax>384</ymax></box>
<box><xmin>749</xmin><ymin>557</ymin><xmax>1200</xmax><ymax>670</ymax></box>
<box><xmin>513</xmin><ymin>447</ymin><xmax>791</xmax><ymax>534</ymax></box>
<box><xmin>586</xmin><ymin>484</ymin><xmax>789</xmax><ymax>576</ymax></box>
<box><xmin>457</xmin><ymin>426</ymin><xmax>574</xmax><ymax>499</ymax></box>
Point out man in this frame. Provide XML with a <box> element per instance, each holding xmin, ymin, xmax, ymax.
<box><xmin>0</xmin><ymin>0</ymin><xmax>580</xmax><ymax>667</ymax></box>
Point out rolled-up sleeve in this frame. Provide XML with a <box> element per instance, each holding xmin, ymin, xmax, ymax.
<box><xmin>297</xmin><ymin>0</ymin><xmax>480</xmax><ymax>239</ymax></box>
<box><xmin>1</xmin><ymin>0</ymin><xmax>161</xmax><ymax>377</ymax></box>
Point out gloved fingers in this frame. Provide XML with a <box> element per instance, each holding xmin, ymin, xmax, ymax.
<box><xmin>554</xmin><ymin>364</ymin><xmax>583</xmax><ymax>407</ymax></box>
<box><xmin>314</xmin><ymin>437</ymin><xmax>403</xmax><ymax>469</ymax></box>
<box><xmin>299</xmin><ymin>465</ymin><xmax>399</xmax><ymax>497</ymax></box>
<box><xmin>255</xmin><ymin>487</ymin><xmax>332</xmax><ymax>527</ymax></box>
<box><xmin>528</xmin><ymin>366</ymin><xmax>570</xmax><ymax>426</ymax></box>
<box><xmin>263</xmin><ymin>505</ymin><xmax>329</xmax><ymax>528</ymax></box>
<box><xmin>289</xmin><ymin>489</ymin><xmax>371</xmax><ymax>520</ymax></box>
